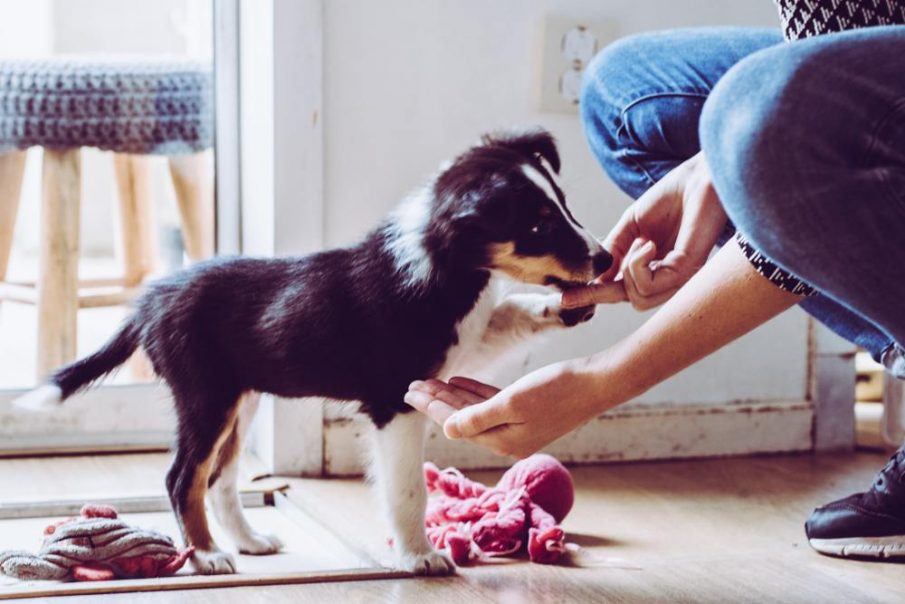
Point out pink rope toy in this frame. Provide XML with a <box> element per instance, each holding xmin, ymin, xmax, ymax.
<box><xmin>423</xmin><ymin>453</ymin><xmax>574</xmax><ymax>565</ymax></box>
<box><xmin>0</xmin><ymin>504</ymin><xmax>193</xmax><ymax>582</ymax></box>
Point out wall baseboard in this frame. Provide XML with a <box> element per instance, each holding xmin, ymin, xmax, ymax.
<box><xmin>0</xmin><ymin>384</ymin><xmax>174</xmax><ymax>456</ymax></box>
<box><xmin>323</xmin><ymin>400</ymin><xmax>814</xmax><ymax>476</ymax></box>
<box><xmin>1</xmin><ymin>385</ymin><xmax>813</xmax><ymax>474</ymax></box>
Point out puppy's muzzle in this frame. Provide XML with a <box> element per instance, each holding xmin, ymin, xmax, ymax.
<box><xmin>591</xmin><ymin>250</ymin><xmax>613</xmax><ymax>276</ymax></box>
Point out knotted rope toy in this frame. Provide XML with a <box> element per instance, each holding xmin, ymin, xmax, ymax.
<box><xmin>423</xmin><ymin>453</ymin><xmax>574</xmax><ymax>565</ymax></box>
<box><xmin>0</xmin><ymin>504</ymin><xmax>193</xmax><ymax>582</ymax></box>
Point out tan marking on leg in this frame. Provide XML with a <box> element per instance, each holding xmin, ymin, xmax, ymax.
<box><xmin>208</xmin><ymin>423</ymin><xmax>240</xmax><ymax>488</ymax></box>
<box><xmin>207</xmin><ymin>393</ymin><xmax>281</xmax><ymax>555</ymax></box>
<box><xmin>180</xmin><ymin>410</ymin><xmax>239</xmax><ymax>551</ymax></box>
<box><xmin>209</xmin><ymin>391</ymin><xmax>260</xmax><ymax>488</ymax></box>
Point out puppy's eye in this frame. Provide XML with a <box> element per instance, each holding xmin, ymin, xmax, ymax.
<box><xmin>529</xmin><ymin>205</ymin><xmax>554</xmax><ymax>234</ymax></box>
<box><xmin>529</xmin><ymin>218</ymin><xmax>550</xmax><ymax>235</ymax></box>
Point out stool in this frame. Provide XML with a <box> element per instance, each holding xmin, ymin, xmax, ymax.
<box><xmin>0</xmin><ymin>58</ymin><xmax>214</xmax><ymax>378</ymax></box>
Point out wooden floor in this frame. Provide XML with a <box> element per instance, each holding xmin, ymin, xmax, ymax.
<box><xmin>4</xmin><ymin>451</ymin><xmax>904</xmax><ymax>603</ymax></box>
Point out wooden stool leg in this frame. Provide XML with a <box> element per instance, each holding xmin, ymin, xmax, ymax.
<box><xmin>113</xmin><ymin>154</ymin><xmax>157</xmax><ymax>286</ymax></box>
<box><xmin>0</xmin><ymin>150</ymin><xmax>27</xmax><ymax>283</ymax></box>
<box><xmin>37</xmin><ymin>149</ymin><xmax>81</xmax><ymax>378</ymax></box>
<box><xmin>168</xmin><ymin>151</ymin><xmax>214</xmax><ymax>262</ymax></box>
<box><xmin>112</xmin><ymin>153</ymin><xmax>158</xmax><ymax>383</ymax></box>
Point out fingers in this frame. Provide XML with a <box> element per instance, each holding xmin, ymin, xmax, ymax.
<box><xmin>408</xmin><ymin>379</ymin><xmax>476</xmax><ymax>408</ymax></box>
<box><xmin>405</xmin><ymin>377</ymin><xmax>498</xmax><ymax>428</ymax></box>
<box><xmin>447</xmin><ymin>377</ymin><xmax>500</xmax><ymax>399</ymax></box>
<box><xmin>405</xmin><ymin>386</ymin><xmax>526</xmax><ymax>457</ymax></box>
<box><xmin>599</xmin><ymin>206</ymin><xmax>639</xmax><ymax>281</ymax></box>
<box><xmin>406</xmin><ymin>385</ymin><xmax>512</xmax><ymax>441</ymax></box>
<box><xmin>621</xmin><ymin>241</ymin><xmax>686</xmax><ymax>310</ymax></box>
<box><xmin>623</xmin><ymin>279</ymin><xmax>678</xmax><ymax>310</ymax></box>
<box><xmin>672</xmin><ymin>162</ymin><xmax>727</xmax><ymax>265</ymax></box>
<box><xmin>403</xmin><ymin>389</ymin><xmax>459</xmax><ymax>426</ymax></box>
<box><xmin>561</xmin><ymin>281</ymin><xmax>628</xmax><ymax>308</ymax></box>
<box><xmin>443</xmin><ymin>398</ymin><xmax>512</xmax><ymax>439</ymax></box>
<box><xmin>624</xmin><ymin>239</ymin><xmax>657</xmax><ymax>295</ymax></box>
<box><xmin>405</xmin><ymin>377</ymin><xmax>514</xmax><ymax>446</ymax></box>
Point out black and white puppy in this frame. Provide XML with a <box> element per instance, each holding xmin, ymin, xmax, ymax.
<box><xmin>16</xmin><ymin>128</ymin><xmax>612</xmax><ymax>575</ymax></box>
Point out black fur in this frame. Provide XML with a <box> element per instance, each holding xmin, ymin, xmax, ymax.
<box><xmin>481</xmin><ymin>127</ymin><xmax>562</xmax><ymax>173</ymax></box>
<box><xmin>54</xmin><ymin>320</ymin><xmax>140</xmax><ymax>399</ymax></box>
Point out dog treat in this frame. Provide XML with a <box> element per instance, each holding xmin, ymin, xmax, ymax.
<box><xmin>422</xmin><ymin>453</ymin><xmax>574</xmax><ymax>564</ymax></box>
<box><xmin>0</xmin><ymin>504</ymin><xmax>193</xmax><ymax>582</ymax></box>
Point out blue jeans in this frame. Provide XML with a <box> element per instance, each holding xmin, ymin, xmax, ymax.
<box><xmin>580</xmin><ymin>26</ymin><xmax>905</xmax><ymax>360</ymax></box>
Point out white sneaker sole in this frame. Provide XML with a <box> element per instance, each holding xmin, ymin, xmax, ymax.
<box><xmin>809</xmin><ymin>536</ymin><xmax>905</xmax><ymax>559</ymax></box>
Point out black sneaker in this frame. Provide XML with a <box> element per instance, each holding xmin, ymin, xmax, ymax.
<box><xmin>805</xmin><ymin>446</ymin><xmax>905</xmax><ymax>559</ymax></box>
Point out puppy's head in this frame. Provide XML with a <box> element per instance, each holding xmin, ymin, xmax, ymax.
<box><xmin>430</xmin><ymin>128</ymin><xmax>612</xmax><ymax>289</ymax></box>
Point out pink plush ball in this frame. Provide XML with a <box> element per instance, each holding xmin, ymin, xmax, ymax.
<box><xmin>495</xmin><ymin>453</ymin><xmax>574</xmax><ymax>523</ymax></box>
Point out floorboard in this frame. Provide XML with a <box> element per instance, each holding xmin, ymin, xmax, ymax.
<box><xmin>2</xmin><ymin>451</ymin><xmax>903</xmax><ymax>603</ymax></box>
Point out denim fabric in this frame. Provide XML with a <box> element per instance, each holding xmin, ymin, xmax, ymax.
<box><xmin>580</xmin><ymin>26</ymin><xmax>900</xmax><ymax>359</ymax></box>
<box><xmin>701</xmin><ymin>25</ymin><xmax>905</xmax><ymax>353</ymax></box>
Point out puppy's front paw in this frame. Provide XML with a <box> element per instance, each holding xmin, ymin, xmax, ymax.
<box><xmin>538</xmin><ymin>294</ymin><xmax>595</xmax><ymax>327</ymax></box>
<box><xmin>398</xmin><ymin>550</ymin><xmax>456</xmax><ymax>576</ymax></box>
<box><xmin>237</xmin><ymin>532</ymin><xmax>284</xmax><ymax>555</ymax></box>
<box><xmin>191</xmin><ymin>549</ymin><xmax>237</xmax><ymax>574</ymax></box>
<box><xmin>559</xmin><ymin>304</ymin><xmax>595</xmax><ymax>327</ymax></box>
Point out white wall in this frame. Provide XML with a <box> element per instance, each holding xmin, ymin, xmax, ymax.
<box><xmin>322</xmin><ymin>0</ymin><xmax>809</xmax><ymax>406</ymax></box>
<box><xmin>0</xmin><ymin>0</ymin><xmax>53</xmax><ymax>264</ymax></box>
<box><xmin>52</xmin><ymin>0</ymin><xmax>209</xmax><ymax>58</ymax></box>
<box><xmin>0</xmin><ymin>1</ymin><xmax>52</xmax><ymax>57</ymax></box>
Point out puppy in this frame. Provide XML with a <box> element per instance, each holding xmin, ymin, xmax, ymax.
<box><xmin>16</xmin><ymin>128</ymin><xmax>611</xmax><ymax>575</ymax></box>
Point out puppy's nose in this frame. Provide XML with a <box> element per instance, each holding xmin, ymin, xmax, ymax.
<box><xmin>592</xmin><ymin>250</ymin><xmax>613</xmax><ymax>275</ymax></box>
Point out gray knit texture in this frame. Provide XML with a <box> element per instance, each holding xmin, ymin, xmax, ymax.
<box><xmin>0</xmin><ymin>58</ymin><xmax>213</xmax><ymax>155</ymax></box>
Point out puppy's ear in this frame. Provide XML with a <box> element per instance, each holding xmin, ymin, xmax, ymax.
<box><xmin>434</xmin><ymin>168</ymin><xmax>510</xmax><ymax>224</ymax></box>
<box><xmin>450</xmin><ymin>177</ymin><xmax>511</xmax><ymax>224</ymax></box>
<box><xmin>481</xmin><ymin>128</ymin><xmax>560</xmax><ymax>174</ymax></box>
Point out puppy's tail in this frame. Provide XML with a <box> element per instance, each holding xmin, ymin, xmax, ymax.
<box><xmin>14</xmin><ymin>318</ymin><xmax>141</xmax><ymax>411</ymax></box>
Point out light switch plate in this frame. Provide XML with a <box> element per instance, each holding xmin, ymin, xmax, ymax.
<box><xmin>540</xmin><ymin>16</ymin><xmax>618</xmax><ymax>114</ymax></box>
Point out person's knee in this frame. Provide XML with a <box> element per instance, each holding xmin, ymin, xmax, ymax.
<box><xmin>699</xmin><ymin>44</ymin><xmax>824</xmax><ymax>255</ymax></box>
<box><xmin>580</xmin><ymin>34</ymin><xmax>655</xmax><ymax>167</ymax></box>
<box><xmin>581</xmin><ymin>32</ymin><xmax>704</xmax><ymax>196</ymax></box>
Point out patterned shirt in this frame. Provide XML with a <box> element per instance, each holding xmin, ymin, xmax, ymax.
<box><xmin>775</xmin><ymin>0</ymin><xmax>905</xmax><ymax>40</ymax></box>
<box><xmin>735</xmin><ymin>0</ymin><xmax>905</xmax><ymax>295</ymax></box>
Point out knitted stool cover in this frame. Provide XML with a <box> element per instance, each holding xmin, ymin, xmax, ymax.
<box><xmin>0</xmin><ymin>58</ymin><xmax>212</xmax><ymax>155</ymax></box>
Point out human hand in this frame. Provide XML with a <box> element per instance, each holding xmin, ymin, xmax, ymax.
<box><xmin>403</xmin><ymin>363</ymin><xmax>600</xmax><ymax>459</ymax></box>
<box><xmin>562</xmin><ymin>152</ymin><xmax>726</xmax><ymax>311</ymax></box>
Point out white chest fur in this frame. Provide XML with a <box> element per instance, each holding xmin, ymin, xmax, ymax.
<box><xmin>435</xmin><ymin>281</ymin><xmax>500</xmax><ymax>381</ymax></box>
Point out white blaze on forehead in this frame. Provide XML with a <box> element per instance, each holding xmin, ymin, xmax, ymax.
<box><xmin>385</xmin><ymin>187</ymin><xmax>434</xmax><ymax>286</ymax></box>
<box><xmin>537</xmin><ymin>156</ymin><xmax>560</xmax><ymax>187</ymax></box>
<box><xmin>520</xmin><ymin>164</ymin><xmax>602</xmax><ymax>253</ymax></box>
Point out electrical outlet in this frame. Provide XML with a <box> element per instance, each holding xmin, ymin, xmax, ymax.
<box><xmin>540</xmin><ymin>16</ymin><xmax>617</xmax><ymax>114</ymax></box>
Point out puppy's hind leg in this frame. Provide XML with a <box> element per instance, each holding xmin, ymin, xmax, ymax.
<box><xmin>208</xmin><ymin>392</ymin><xmax>283</xmax><ymax>555</ymax></box>
<box><xmin>370</xmin><ymin>411</ymin><xmax>454</xmax><ymax>576</ymax></box>
<box><xmin>166</xmin><ymin>388</ymin><xmax>242</xmax><ymax>575</ymax></box>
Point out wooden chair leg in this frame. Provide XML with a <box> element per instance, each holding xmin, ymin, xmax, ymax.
<box><xmin>126</xmin><ymin>348</ymin><xmax>156</xmax><ymax>382</ymax></box>
<box><xmin>112</xmin><ymin>153</ymin><xmax>158</xmax><ymax>383</ymax></box>
<box><xmin>113</xmin><ymin>154</ymin><xmax>157</xmax><ymax>286</ymax></box>
<box><xmin>0</xmin><ymin>150</ymin><xmax>27</xmax><ymax>283</ymax></box>
<box><xmin>37</xmin><ymin>148</ymin><xmax>81</xmax><ymax>379</ymax></box>
<box><xmin>168</xmin><ymin>151</ymin><xmax>214</xmax><ymax>262</ymax></box>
